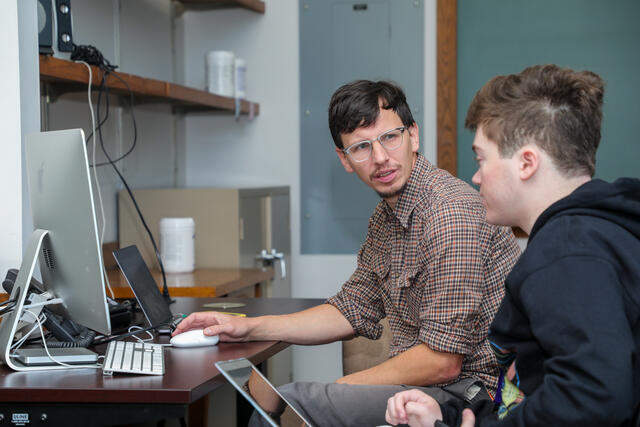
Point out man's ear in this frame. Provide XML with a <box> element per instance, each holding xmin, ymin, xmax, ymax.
<box><xmin>407</xmin><ymin>123</ymin><xmax>420</xmax><ymax>153</ymax></box>
<box><xmin>518</xmin><ymin>145</ymin><xmax>539</xmax><ymax>181</ymax></box>
<box><xmin>336</xmin><ymin>147</ymin><xmax>354</xmax><ymax>173</ymax></box>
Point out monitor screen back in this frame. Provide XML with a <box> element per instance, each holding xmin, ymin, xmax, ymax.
<box><xmin>25</xmin><ymin>129</ymin><xmax>111</xmax><ymax>335</ymax></box>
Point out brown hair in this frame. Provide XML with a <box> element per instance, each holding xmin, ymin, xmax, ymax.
<box><xmin>465</xmin><ymin>64</ymin><xmax>605</xmax><ymax>177</ymax></box>
<box><xmin>328</xmin><ymin>80</ymin><xmax>415</xmax><ymax>149</ymax></box>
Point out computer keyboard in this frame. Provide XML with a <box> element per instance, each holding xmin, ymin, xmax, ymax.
<box><xmin>102</xmin><ymin>340</ymin><xmax>165</xmax><ymax>376</ymax></box>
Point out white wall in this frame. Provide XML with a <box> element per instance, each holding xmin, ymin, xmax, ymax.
<box><xmin>1</xmin><ymin>1</ymin><xmax>24</xmax><ymax>276</ymax></box>
<box><xmin>44</xmin><ymin>0</ymin><xmax>176</xmax><ymax>244</ymax></box>
<box><xmin>180</xmin><ymin>0</ymin><xmax>438</xmax><ymax>381</ymax></box>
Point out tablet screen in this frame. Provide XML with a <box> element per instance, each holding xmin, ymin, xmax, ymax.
<box><xmin>216</xmin><ymin>358</ymin><xmax>312</xmax><ymax>427</ymax></box>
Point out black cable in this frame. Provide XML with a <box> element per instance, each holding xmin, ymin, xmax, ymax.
<box><xmin>46</xmin><ymin>329</ymin><xmax>97</xmax><ymax>348</ymax></box>
<box><xmin>73</xmin><ymin>42</ymin><xmax>171</xmax><ymax>304</ymax></box>
<box><xmin>71</xmin><ymin>43</ymin><xmax>135</xmax><ymax>167</ymax></box>
<box><xmin>89</xmin><ymin>70</ymin><xmax>138</xmax><ymax>167</ymax></box>
<box><xmin>95</xmin><ymin>71</ymin><xmax>172</xmax><ymax>305</ymax></box>
<box><xmin>92</xmin><ymin>322</ymin><xmax>170</xmax><ymax>346</ymax></box>
<box><xmin>0</xmin><ymin>298</ymin><xmax>17</xmax><ymax>308</ymax></box>
<box><xmin>0</xmin><ymin>303</ymin><xmax>16</xmax><ymax>316</ymax></box>
<box><xmin>71</xmin><ymin>43</ymin><xmax>118</xmax><ymax>72</ymax></box>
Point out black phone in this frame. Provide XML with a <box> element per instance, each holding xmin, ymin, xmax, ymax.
<box><xmin>3</xmin><ymin>269</ymin><xmax>94</xmax><ymax>346</ymax></box>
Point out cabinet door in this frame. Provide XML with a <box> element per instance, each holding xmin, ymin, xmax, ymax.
<box><xmin>300</xmin><ymin>0</ymin><xmax>425</xmax><ymax>254</ymax></box>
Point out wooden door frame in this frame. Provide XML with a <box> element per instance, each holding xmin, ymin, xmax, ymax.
<box><xmin>437</xmin><ymin>0</ymin><xmax>457</xmax><ymax>175</ymax></box>
<box><xmin>435</xmin><ymin>3</ymin><xmax>527</xmax><ymax>238</ymax></box>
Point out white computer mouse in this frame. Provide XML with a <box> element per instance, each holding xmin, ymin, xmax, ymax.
<box><xmin>170</xmin><ymin>329</ymin><xmax>219</xmax><ymax>348</ymax></box>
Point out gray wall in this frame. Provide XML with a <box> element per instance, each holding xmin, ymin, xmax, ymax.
<box><xmin>457</xmin><ymin>0</ymin><xmax>640</xmax><ymax>184</ymax></box>
<box><xmin>299</xmin><ymin>0</ymin><xmax>425</xmax><ymax>255</ymax></box>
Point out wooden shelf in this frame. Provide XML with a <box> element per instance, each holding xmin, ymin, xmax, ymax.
<box><xmin>177</xmin><ymin>0</ymin><xmax>265</xmax><ymax>14</ymax></box>
<box><xmin>106</xmin><ymin>267</ymin><xmax>274</xmax><ymax>299</ymax></box>
<box><xmin>0</xmin><ymin>267</ymin><xmax>273</xmax><ymax>302</ymax></box>
<box><xmin>39</xmin><ymin>55</ymin><xmax>259</xmax><ymax>116</ymax></box>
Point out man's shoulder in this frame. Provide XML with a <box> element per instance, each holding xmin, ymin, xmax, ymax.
<box><xmin>413</xmin><ymin>166</ymin><xmax>484</xmax><ymax>217</ymax></box>
<box><xmin>513</xmin><ymin>214</ymin><xmax>634</xmax><ymax>283</ymax></box>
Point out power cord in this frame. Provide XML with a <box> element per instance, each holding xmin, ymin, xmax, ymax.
<box><xmin>71</xmin><ymin>43</ymin><xmax>117</xmax><ymax>72</ymax></box>
<box><xmin>92</xmin><ymin>321</ymin><xmax>171</xmax><ymax>346</ymax></box>
<box><xmin>96</xmin><ymin>71</ymin><xmax>170</xmax><ymax>303</ymax></box>
<box><xmin>10</xmin><ymin>309</ymin><xmax>101</xmax><ymax>369</ymax></box>
<box><xmin>71</xmin><ymin>43</ymin><xmax>171</xmax><ymax>304</ymax></box>
<box><xmin>76</xmin><ymin>59</ymin><xmax>116</xmax><ymax>300</ymax></box>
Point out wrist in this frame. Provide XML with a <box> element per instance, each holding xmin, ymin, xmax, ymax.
<box><xmin>247</xmin><ymin>315</ymin><xmax>273</xmax><ymax>341</ymax></box>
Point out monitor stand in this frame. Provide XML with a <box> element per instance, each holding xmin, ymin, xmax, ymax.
<box><xmin>0</xmin><ymin>229</ymin><xmax>97</xmax><ymax>371</ymax></box>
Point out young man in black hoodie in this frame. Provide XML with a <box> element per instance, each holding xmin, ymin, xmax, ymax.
<box><xmin>385</xmin><ymin>64</ymin><xmax>640</xmax><ymax>427</ymax></box>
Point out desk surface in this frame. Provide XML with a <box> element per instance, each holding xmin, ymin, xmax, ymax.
<box><xmin>0</xmin><ymin>297</ymin><xmax>323</xmax><ymax>405</ymax></box>
<box><xmin>106</xmin><ymin>267</ymin><xmax>274</xmax><ymax>299</ymax></box>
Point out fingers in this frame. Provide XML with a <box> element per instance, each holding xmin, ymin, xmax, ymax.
<box><xmin>385</xmin><ymin>390</ymin><xmax>442</xmax><ymax>427</ymax></box>
<box><xmin>461</xmin><ymin>408</ymin><xmax>476</xmax><ymax>427</ymax></box>
<box><xmin>406</xmin><ymin>401</ymin><xmax>441</xmax><ymax>427</ymax></box>
<box><xmin>172</xmin><ymin>311</ymin><xmax>226</xmax><ymax>335</ymax></box>
<box><xmin>386</xmin><ymin>405</ymin><xmax>405</xmax><ymax>426</ymax></box>
<box><xmin>385</xmin><ymin>393</ymin><xmax>409</xmax><ymax>424</ymax></box>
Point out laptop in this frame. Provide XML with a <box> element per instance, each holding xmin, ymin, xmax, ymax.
<box><xmin>216</xmin><ymin>358</ymin><xmax>313</xmax><ymax>427</ymax></box>
<box><xmin>112</xmin><ymin>245</ymin><xmax>176</xmax><ymax>334</ymax></box>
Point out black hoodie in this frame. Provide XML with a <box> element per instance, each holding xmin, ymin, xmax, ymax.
<box><xmin>441</xmin><ymin>178</ymin><xmax>640</xmax><ymax>427</ymax></box>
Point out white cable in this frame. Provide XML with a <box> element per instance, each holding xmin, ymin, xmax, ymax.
<box><xmin>127</xmin><ymin>325</ymin><xmax>154</xmax><ymax>342</ymax></box>
<box><xmin>77</xmin><ymin>60</ymin><xmax>115</xmax><ymax>300</ymax></box>
<box><xmin>10</xmin><ymin>313</ymin><xmax>46</xmax><ymax>350</ymax></box>
<box><xmin>13</xmin><ymin>309</ymin><xmax>100</xmax><ymax>370</ymax></box>
<box><xmin>23</xmin><ymin>298</ymin><xmax>64</xmax><ymax>309</ymax></box>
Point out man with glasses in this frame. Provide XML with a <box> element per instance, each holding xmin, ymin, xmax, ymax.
<box><xmin>174</xmin><ymin>80</ymin><xmax>521</xmax><ymax>426</ymax></box>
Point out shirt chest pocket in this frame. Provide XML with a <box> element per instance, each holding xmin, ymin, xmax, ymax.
<box><xmin>372</xmin><ymin>252</ymin><xmax>424</xmax><ymax>326</ymax></box>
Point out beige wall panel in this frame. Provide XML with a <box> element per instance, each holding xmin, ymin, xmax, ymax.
<box><xmin>118</xmin><ymin>188</ymin><xmax>239</xmax><ymax>269</ymax></box>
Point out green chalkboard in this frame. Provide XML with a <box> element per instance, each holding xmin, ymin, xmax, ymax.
<box><xmin>458</xmin><ymin>0</ymin><xmax>640</xmax><ymax>184</ymax></box>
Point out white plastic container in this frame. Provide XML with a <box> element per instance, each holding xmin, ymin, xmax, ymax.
<box><xmin>234</xmin><ymin>58</ymin><xmax>246</xmax><ymax>99</ymax></box>
<box><xmin>206</xmin><ymin>50</ymin><xmax>235</xmax><ymax>97</ymax></box>
<box><xmin>160</xmin><ymin>217</ymin><xmax>195</xmax><ymax>273</ymax></box>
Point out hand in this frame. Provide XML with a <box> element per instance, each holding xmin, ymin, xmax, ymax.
<box><xmin>172</xmin><ymin>311</ymin><xmax>254</xmax><ymax>342</ymax></box>
<box><xmin>385</xmin><ymin>389</ymin><xmax>442</xmax><ymax>427</ymax></box>
<box><xmin>461</xmin><ymin>408</ymin><xmax>476</xmax><ymax>427</ymax></box>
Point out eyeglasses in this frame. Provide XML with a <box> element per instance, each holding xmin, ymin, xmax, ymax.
<box><xmin>342</xmin><ymin>126</ymin><xmax>406</xmax><ymax>163</ymax></box>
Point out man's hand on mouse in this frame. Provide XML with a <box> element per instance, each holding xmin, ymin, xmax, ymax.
<box><xmin>172</xmin><ymin>311</ymin><xmax>254</xmax><ymax>342</ymax></box>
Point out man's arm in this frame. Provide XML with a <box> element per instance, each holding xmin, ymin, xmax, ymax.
<box><xmin>173</xmin><ymin>303</ymin><xmax>355</xmax><ymax>345</ymax></box>
<box><xmin>337</xmin><ymin>343</ymin><xmax>463</xmax><ymax>386</ymax></box>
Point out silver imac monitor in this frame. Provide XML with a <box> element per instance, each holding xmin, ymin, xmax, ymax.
<box><xmin>0</xmin><ymin>129</ymin><xmax>111</xmax><ymax>371</ymax></box>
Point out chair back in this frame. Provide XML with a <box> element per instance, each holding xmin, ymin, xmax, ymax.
<box><xmin>342</xmin><ymin>318</ymin><xmax>391</xmax><ymax>375</ymax></box>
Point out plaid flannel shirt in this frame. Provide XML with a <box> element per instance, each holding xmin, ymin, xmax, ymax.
<box><xmin>327</xmin><ymin>154</ymin><xmax>521</xmax><ymax>393</ymax></box>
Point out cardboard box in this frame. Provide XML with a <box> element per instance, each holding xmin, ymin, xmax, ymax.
<box><xmin>118</xmin><ymin>188</ymin><xmax>240</xmax><ymax>269</ymax></box>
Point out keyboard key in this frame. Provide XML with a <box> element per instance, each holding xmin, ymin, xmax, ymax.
<box><xmin>102</xmin><ymin>341</ymin><xmax>164</xmax><ymax>376</ymax></box>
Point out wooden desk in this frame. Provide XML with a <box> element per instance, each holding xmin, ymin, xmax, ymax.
<box><xmin>0</xmin><ymin>297</ymin><xmax>323</xmax><ymax>427</ymax></box>
<box><xmin>106</xmin><ymin>267</ymin><xmax>274</xmax><ymax>299</ymax></box>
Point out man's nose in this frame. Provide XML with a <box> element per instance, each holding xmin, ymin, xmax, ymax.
<box><xmin>371</xmin><ymin>140</ymin><xmax>389</xmax><ymax>164</ymax></box>
<box><xmin>471</xmin><ymin>170</ymin><xmax>481</xmax><ymax>186</ymax></box>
